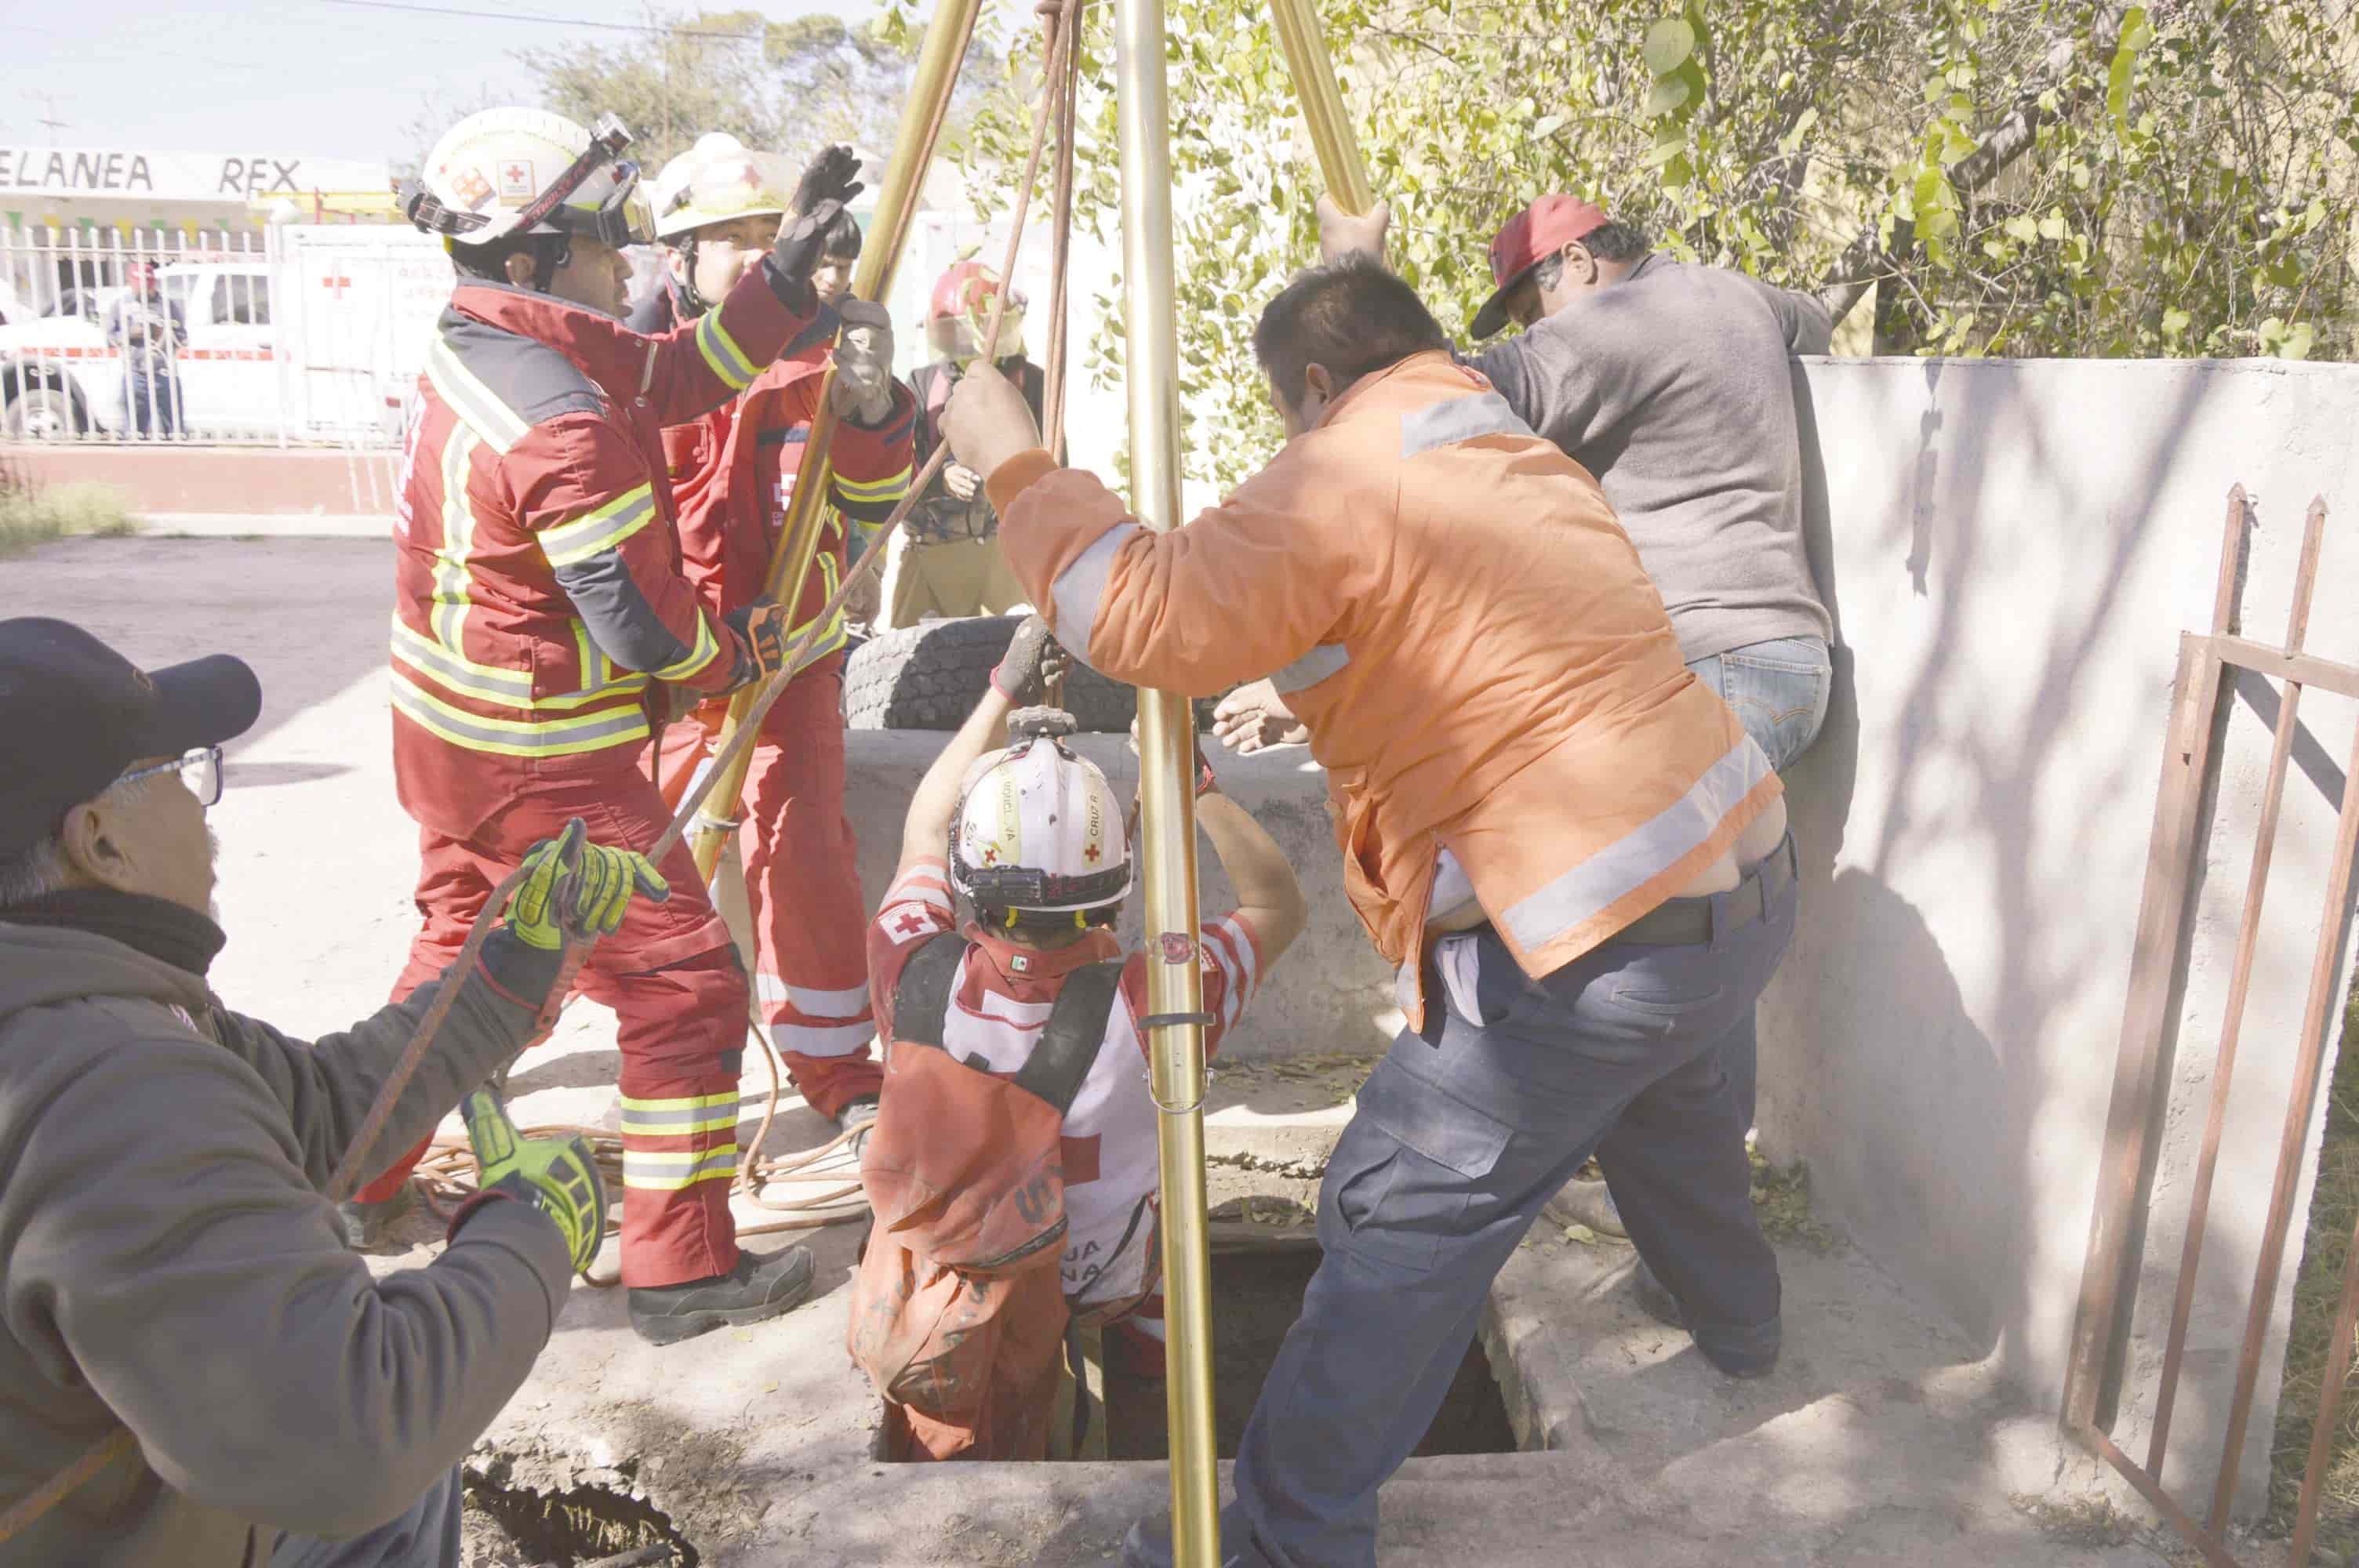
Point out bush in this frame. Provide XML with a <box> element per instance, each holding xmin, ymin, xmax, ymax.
<box><xmin>0</xmin><ymin>460</ymin><xmax>140</xmax><ymax>557</ymax></box>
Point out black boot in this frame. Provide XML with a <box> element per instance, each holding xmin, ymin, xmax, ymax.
<box><xmin>1628</xmin><ymin>1263</ymin><xmax>1779</xmax><ymax>1380</ymax></box>
<box><xmin>627</xmin><ymin>1246</ymin><xmax>816</xmax><ymax>1346</ymax></box>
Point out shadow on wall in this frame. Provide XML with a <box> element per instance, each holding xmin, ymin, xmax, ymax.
<box><xmin>1761</xmin><ymin>357</ymin><xmax>2257</xmax><ymax>1370</ymax></box>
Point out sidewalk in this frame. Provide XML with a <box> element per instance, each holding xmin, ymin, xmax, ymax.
<box><xmin>140</xmin><ymin>511</ymin><xmax>390</xmax><ymax>539</ymax></box>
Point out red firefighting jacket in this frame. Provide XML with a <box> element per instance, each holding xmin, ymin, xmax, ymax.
<box><xmin>390</xmin><ymin>266</ymin><xmax>834</xmax><ymax>839</ymax></box>
<box><xmin>642</xmin><ymin>279</ymin><xmax>917</xmax><ymax>661</ymax></box>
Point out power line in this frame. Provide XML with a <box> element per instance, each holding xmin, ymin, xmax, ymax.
<box><xmin>318</xmin><ymin>0</ymin><xmax>775</xmax><ymax>41</ymax></box>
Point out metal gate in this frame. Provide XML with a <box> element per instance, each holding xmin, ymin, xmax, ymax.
<box><xmin>2065</xmin><ymin>485</ymin><xmax>2359</xmax><ymax>1565</ymax></box>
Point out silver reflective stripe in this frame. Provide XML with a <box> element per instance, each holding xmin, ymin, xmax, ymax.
<box><xmin>1270</xmin><ymin>641</ymin><xmax>1350</xmax><ymax>695</ymax></box>
<box><xmin>755</xmin><ymin>975</ymin><xmax>872</xmax><ymax>1015</ymax></box>
<box><xmin>619</xmin><ymin>1102</ymin><xmax>740</xmax><ymax>1132</ymax></box>
<box><xmin>1399</xmin><ymin>390</ymin><xmax>1538</xmax><ymax>458</ymax></box>
<box><xmin>1049</xmin><ymin>522</ymin><xmax>1140</xmax><ymax>670</ymax></box>
<box><xmin>1499</xmin><ymin>735</ymin><xmax>1773</xmax><ymax>952</ymax></box>
<box><xmin>766</xmin><ymin>1020</ymin><xmax>876</xmax><ymax>1058</ymax></box>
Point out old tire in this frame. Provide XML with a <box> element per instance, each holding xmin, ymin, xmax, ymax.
<box><xmin>5</xmin><ymin>385</ymin><xmax>83</xmax><ymax>441</ymax></box>
<box><xmin>842</xmin><ymin>615</ymin><xmax>1221</xmax><ymax>733</ymax></box>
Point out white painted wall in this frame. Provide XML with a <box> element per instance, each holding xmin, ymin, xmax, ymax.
<box><xmin>1762</xmin><ymin>355</ymin><xmax>2359</xmax><ymax>1515</ymax></box>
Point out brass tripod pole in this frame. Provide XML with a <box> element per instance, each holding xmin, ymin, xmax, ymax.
<box><xmin>686</xmin><ymin>0</ymin><xmax>985</xmax><ymax>881</ymax></box>
<box><xmin>1112</xmin><ymin>0</ymin><xmax>1219</xmax><ymax>1556</ymax></box>
<box><xmin>1266</xmin><ymin>0</ymin><xmax>1374</xmax><ymax>215</ymax></box>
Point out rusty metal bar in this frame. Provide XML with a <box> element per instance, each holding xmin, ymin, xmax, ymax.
<box><xmin>2087</xmin><ymin>1426</ymin><xmax>2246</xmax><ymax>1568</ymax></box>
<box><xmin>2213</xmin><ymin>637</ymin><xmax>2359</xmax><ymax>703</ymax></box>
<box><xmin>2148</xmin><ymin>497</ymin><xmax>2331</xmax><ymax>1473</ymax></box>
<box><xmin>2209</xmin><ymin>692</ymin><xmax>2359</xmax><ymax>1531</ymax></box>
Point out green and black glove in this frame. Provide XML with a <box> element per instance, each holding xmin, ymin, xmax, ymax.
<box><xmin>503</xmin><ymin>818</ymin><xmax>671</xmax><ymax>953</ymax></box>
<box><xmin>452</xmin><ymin>1087</ymin><xmax>609</xmax><ymax>1276</ymax></box>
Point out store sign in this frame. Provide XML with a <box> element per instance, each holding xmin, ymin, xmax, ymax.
<box><xmin>0</xmin><ymin>148</ymin><xmax>390</xmax><ymax>201</ymax></box>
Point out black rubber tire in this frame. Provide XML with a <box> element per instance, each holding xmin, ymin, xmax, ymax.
<box><xmin>842</xmin><ymin>615</ymin><xmax>1221</xmax><ymax>733</ymax></box>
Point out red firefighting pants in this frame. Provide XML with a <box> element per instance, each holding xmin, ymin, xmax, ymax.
<box><xmin>649</xmin><ymin>654</ymin><xmax>881</xmax><ymax>1121</ymax></box>
<box><xmin>357</xmin><ymin>757</ymin><xmax>751</xmax><ymax>1289</ymax></box>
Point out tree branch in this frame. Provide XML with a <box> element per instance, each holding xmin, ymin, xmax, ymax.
<box><xmin>1816</xmin><ymin>0</ymin><xmax>2138</xmax><ymax>322</ymax></box>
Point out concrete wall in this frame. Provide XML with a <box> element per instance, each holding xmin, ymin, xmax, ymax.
<box><xmin>1760</xmin><ymin>356</ymin><xmax>2359</xmax><ymax>1514</ymax></box>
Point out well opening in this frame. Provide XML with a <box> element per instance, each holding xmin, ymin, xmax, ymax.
<box><xmin>460</xmin><ymin>1473</ymin><xmax>698</xmax><ymax>1568</ymax></box>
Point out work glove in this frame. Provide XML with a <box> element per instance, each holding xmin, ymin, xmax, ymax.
<box><xmin>829</xmin><ymin>299</ymin><xmax>897</xmax><ymax>427</ymax></box>
<box><xmin>453</xmin><ymin>1087</ymin><xmax>609</xmax><ymax>1276</ymax></box>
<box><xmin>725</xmin><ymin>600</ymin><xmax>793</xmax><ymax>684</ymax></box>
<box><xmin>503</xmin><ymin>818</ymin><xmax>671</xmax><ymax>953</ymax></box>
<box><xmin>992</xmin><ymin>613</ymin><xmax>1069</xmax><ymax>705</ymax></box>
<box><xmin>772</xmin><ymin>146</ymin><xmax>866</xmax><ymax>305</ymax></box>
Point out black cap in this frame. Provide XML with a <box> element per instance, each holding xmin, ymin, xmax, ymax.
<box><xmin>0</xmin><ymin>618</ymin><xmax>262</xmax><ymax>858</ymax></box>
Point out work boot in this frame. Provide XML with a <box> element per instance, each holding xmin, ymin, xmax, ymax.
<box><xmin>627</xmin><ymin>1245</ymin><xmax>816</xmax><ymax>1346</ymax></box>
<box><xmin>1544</xmin><ymin>1176</ymin><xmax>1627</xmax><ymax>1240</ymax></box>
<box><xmin>835</xmin><ymin>1094</ymin><xmax>881</xmax><ymax>1160</ymax></box>
<box><xmin>1628</xmin><ymin>1264</ymin><xmax>1780</xmax><ymax>1380</ymax></box>
<box><xmin>1122</xmin><ymin>1511</ymin><xmax>1249</xmax><ymax>1568</ymax></box>
<box><xmin>335</xmin><ymin>1181</ymin><xmax>416</xmax><ymax>1251</ymax></box>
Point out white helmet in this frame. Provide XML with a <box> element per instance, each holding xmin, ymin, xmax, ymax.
<box><xmin>951</xmin><ymin>725</ymin><xmax>1132</xmax><ymax>930</ymax></box>
<box><xmin>406</xmin><ymin>107</ymin><xmax>652</xmax><ymax>251</ymax></box>
<box><xmin>652</xmin><ymin>132</ymin><xmax>800</xmax><ymax>241</ymax></box>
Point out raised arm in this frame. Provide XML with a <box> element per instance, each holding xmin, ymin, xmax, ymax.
<box><xmin>1197</xmin><ymin>787</ymin><xmax>1307</xmax><ymax>962</ymax></box>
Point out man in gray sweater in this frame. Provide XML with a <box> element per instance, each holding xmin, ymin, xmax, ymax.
<box><xmin>0</xmin><ymin>617</ymin><xmax>658</xmax><ymax>1567</ymax></box>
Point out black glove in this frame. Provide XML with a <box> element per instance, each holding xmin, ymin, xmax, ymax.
<box><xmin>725</xmin><ymin>600</ymin><xmax>792</xmax><ymax>683</ymax></box>
<box><xmin>792</xmin><ymin>143</ymin><xmax>864</xmax><ymax>216</ymax></box>
<box><xmin>991</xmin><ymin>614</ymin><xmax>1066</xmax><ymax>705</ymax></box>
<box><xmin>771</xmin><ymin>205</ymin><xmax>864</xmax><ymax>310</ymax></box>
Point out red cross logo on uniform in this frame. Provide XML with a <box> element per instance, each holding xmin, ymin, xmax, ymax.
<box><xmin>894</xmin><ymin>909</ymin><xmax>928</xmax><ymax>935</ymax></box>
<box><xmin>980</xmin><ymin>845</ymin><xmax>999</xmax><ymax>865</ymax></box>
<box><xmin>1083</xmin><ymin>843</ymin><xmax>1101</xmax><ymax>864</ymax></box>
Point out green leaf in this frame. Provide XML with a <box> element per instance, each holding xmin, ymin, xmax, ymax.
<box><xmin>1641</xmin><ymin>128</ymin><xmax>1688</xmax><ymax>168</ymax></box>
<box><xmin>1643</xmin><ymin>17</ymin><xmax>1696</xmax><ymax>75</ymax></box>
<box><xmin>1645</xmin><ymin>74</ymin><xmax>1693</xmax><ymax>119</ymax></box>
<box><xmin>1659</xmin><ymin>151</ymin><xmax>1693</xmax><ymax>191</ymax></box>
<box><xmin>2038</xmin><ymin>212</ymin><xmax>2069</xmax><ymax>241</ymax></box>
<box><xmin>1531</xmin><ymin>112</ymin><xmax>1567</xmax><ymax>140</ymax></box>
<box><xmin>2005</xmin><ymin>215</ymin><xmax>2040</xmax><ymax>243</ymax></box>
<box><xmin>2279</xmin><ymin>321</ymin><xmax>2315</xmax><ymax>361</ymax></box>
<box><xmin>2120</xmin><ymin>6</ymin><xmax>2154</xmax><ymax>52</ymax></box>
<box><xmin>2161</xmin><ymin>307</ymin><xmax>2190</xmax><ymax>338</ymax></box>
<box><xmin>1777</xmin><ymin>107</ymin><xmax>1819</xmax><ymax>157</ymax></box>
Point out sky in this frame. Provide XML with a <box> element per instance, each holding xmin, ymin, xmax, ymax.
<box><xmin>0</xmin><ymin>0</ymin><xmax>874</xmax><ymax>166</ymax></box>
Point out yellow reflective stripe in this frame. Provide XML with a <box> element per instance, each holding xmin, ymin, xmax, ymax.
<box><xmin>652</xmin><ymin>612</ymin><xmax>722</xmax><ymax>681</ymax></box>
<box><xmin>784</xmin><ymin>553</ymin><xmax>846</xmax><ymax>659</ymax></box>
<box><xmin>834</xmin><ymin>465</ymin><xmax>912</xmax><ymax>500</ymax></box>
<box><xmin>696</xmin><ymin>309</ymin><xmax>757</xmax><ymax>391</ymax></box>
<box><xmin>424</xmin><ymin>336</ymin><xmax>529</xmax><ymax>453</ymax></box>
<box><xmin>622</xmin><ymin>1145</ymin><xmax>739</xmax><ymax>1190</ymax></box>
<box><xmin>539</xmin><ymin>484</ymin><xmax>658</xmax><ymax>569</ymax></box>
<box><xmin>389</xmin><ymin>670</ymin><xmax>649</xmax><ymax>759</ymax></box>
<box><xmin>431</xmin><ymin>426</ymin><xmax>484</xmax><ymax>656</ymax></box>
<box><xmin>390</xmin><ymin>617</ymin><xmax>649</xmax><ymax>713</ymax></box>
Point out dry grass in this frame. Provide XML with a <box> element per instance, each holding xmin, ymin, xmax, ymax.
<box><xmin>0</xmin><ymin>454</ymin><xmax>140</xmax><ymax>557</ymax></box>
<box><xmin>2270</xmin><ymin>982</ymin><xmax>2359</xmax><ymax>1558</ymax></box>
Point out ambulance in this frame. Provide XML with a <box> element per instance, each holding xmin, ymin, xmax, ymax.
<box><xmin>0</xmin><ymin>225</ymin><xmax>451</xmax><ymax>444</ymax></box>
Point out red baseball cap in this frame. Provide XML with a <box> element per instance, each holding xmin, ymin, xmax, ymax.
<box><xmin>1470</xmin><ymin>194</ymin><xmax>1609</xmax><ymax>339</ymax></box>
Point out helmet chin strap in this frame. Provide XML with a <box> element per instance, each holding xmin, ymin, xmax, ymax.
<box><xmin>529</xmin><ymin>234</ymin><xmax>572</xmax><ymax>295</ymax></box>
<box><xmin>673</xmin><ymin>235</ymin><xmax>711</xmax><ymax>317</ymax></box>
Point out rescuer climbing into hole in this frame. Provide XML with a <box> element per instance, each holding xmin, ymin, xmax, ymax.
<box><xmin>846</xmin><ymin>615</ymin><xmax>1306</xmax><ymax>1460</ymax></box>
<box><xmin>942</xmin><ymin>252</ymin><xmax>1796</xmax><ymax>1568</ymax></box>
<box><xmin>629</xmin><ymin>131</ymin><xmax>920</xmax><ymax>1153</ymax></box>
<box><xmin>352</xmin><ymin>105</ymin><xmax>863</xmax><ymax>1346</ymax></box>
<box><xmin>0</xmin><ymin>617</ymin><xmax>653</xmax><ymax>1566</ymax></box>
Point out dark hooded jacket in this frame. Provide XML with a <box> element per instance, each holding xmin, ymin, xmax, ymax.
<box><xmin>0</xmin><ymin>917</ymin><xmax>569</xmax><ymax>1566</ymax></box>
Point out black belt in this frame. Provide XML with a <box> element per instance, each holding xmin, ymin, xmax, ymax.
<box><xmin>1613</xmin><ymin>834</ymin><xmax>1797</xmax><ymax>947</ymax></box>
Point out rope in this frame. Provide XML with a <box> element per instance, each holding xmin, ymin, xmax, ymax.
<box><xmin>0</xmin><ymin>8</ymin><xmax>1090</xmax><ymax>1543</ymax></box>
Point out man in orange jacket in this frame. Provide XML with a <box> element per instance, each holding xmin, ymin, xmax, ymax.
<box><xmin>944</xmin><ymin>255</ymin><xmax>1796</xmax><ymax>1566</ymax></box>
<box><xmin>354</xmin><ymin>107</ymin><xmax>862</xmax><ymax>1347</ymax></box>
<box><xmin>630</xmin><ymin>134</ymin><xmax>917</xmax><ymax>1137</ymax></box>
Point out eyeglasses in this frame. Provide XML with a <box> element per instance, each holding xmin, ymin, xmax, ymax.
<box><xmin>116</xmin><ymin>746</ymin><xmax>224</xmax><ymax>808</ymax></box>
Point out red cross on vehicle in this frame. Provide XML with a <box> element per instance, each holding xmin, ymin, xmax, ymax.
<box><xmin>320</xmin><ymin>274</ymin><xmax>352</xmax><ymax>298</ymax></box>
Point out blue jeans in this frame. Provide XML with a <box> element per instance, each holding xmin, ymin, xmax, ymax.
<box><xmin>1205</xmin><ymin>848</ymin><xmax>1797</xmax><ymax>1568</ymax></box>
<box><xmin>271</xmin><ymin>1466</ymin><xmax>461</xmax><ymax>1568</ymax></box>
<box><xmin>122</xmin><ymin>368</ymin><xmax>183</xmax><ymax>437</ymax></box>
<box><xmin>1682</xmin><ymin>634</ymin><xmax>1829</xmax><ymax>1125</ymax></box>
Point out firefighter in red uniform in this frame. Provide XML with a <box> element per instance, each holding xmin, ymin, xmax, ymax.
<box><xmin>349</xmin><ymin>106</ymin><xmax>866</xmax><ymax>1347</ymax></box>
<box><xmin>627</xmin><ymin>133</ymin><xmax>916</xmax><ymax>1139</ymax></box>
